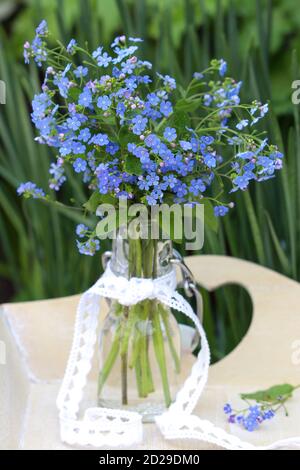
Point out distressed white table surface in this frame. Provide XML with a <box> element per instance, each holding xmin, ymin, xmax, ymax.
<box><xmin>0</xmin><ymin>255</ymin><xmax>300</xmax><ymax>450</ymax></box>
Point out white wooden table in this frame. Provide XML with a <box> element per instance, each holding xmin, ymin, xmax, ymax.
<box><xmin>1</xmin><ymin>255</ymin><xmax>300</xmax><ymax>450</ymax></box>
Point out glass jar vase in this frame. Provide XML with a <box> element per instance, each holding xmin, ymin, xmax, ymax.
<box><xmin>97</xmin><ymin>225</ymin><xmax>182</xmax><ymax>421</ymax></box>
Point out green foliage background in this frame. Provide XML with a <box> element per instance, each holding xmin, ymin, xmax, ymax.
<box><xmin>0</xmin><ymin>0</ymin><xmax>299</xmax><ymax>360</ymax></box>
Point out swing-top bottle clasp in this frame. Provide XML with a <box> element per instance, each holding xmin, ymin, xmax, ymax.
<box><xmin>170</xmin><ymin>250</ymin><xmax>203</xmax><ymax>324</ymax></box>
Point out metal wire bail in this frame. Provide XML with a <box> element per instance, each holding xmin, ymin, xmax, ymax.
<box><xmin>170</xmin><ymin>249</ymin><xmax>203</xmax><ymax>324</ymax></box>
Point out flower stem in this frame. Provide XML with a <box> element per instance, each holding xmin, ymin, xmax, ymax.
<box><xmin>98</xmin><ymin>324</ymin><xmax>121</xmax><ymax>396</ymax></box>
<box><xmin>159</xmin><ymin>304</ymin><xmax>181</xmax><ymax>374</ymax></box>
<box><xmin>152</xmin><ymin>304</ymin><xmax>172</xmax><ymax>407</ymax></box>
<box><xmin>121</xmin><ymin>306</ymin><xmax>129</xmax><ymax>405</ymax></box>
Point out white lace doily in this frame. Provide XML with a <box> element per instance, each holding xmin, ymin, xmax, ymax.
<box><xmin>57</xmin><ymin>263</ymin><xmax>300</xmax><ymax>450</ymax></box>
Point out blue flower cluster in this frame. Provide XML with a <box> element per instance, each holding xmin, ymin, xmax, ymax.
<box><xmin>224</xmin><ymin>402</ymin><xmax>275</xmax><ymax>432</ymax></box>
<box><xmin>18</xmin><ymin>21</ymin><xmax>284</xmax><ymax>255</ymax></box>
<box><xmin>24</xmin><ymin>20</ymin><xmax>48</xmax><ymax>66</ymax></box>
<box><xmin>17</xmin><ymin>182</ymin><xmax>45</xmax><ymax>199</ymax></box>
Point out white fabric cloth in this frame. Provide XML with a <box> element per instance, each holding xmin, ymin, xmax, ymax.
<box><xmin>57</xmin><ymin>263</ymin><xmax>300</xmax><ymax>450</ymax></box>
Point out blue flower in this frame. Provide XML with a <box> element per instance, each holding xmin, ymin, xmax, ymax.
<box><xmin>53</xmin><ymin>75</ymin><xmax>70</xmax><ymax>98</ymax></box>
<box><xmin>147</xmin><ymin>92</ymin><xmax>160</xmax><ymax>106</ymax></box>
<box><xmin>31</xmin><ymin>92</ymin><xmax>51</xmax><ymax>117</ymax></box>
<box><xmin>30</xmin><ymin>36</ymin><xmax>47</xmax><ymax>66</ymax></box>
<box><xmin>137</xmin><ymin>177</ymin><xmax>150</xmax><ymax>191</ymax></box>
<box><xmin>116</xmin><ymin>102</ymin><xmax>126</xmax><ymax>118</ymax></box>
<box><xmin>132</xmin><ymin>115</ymin><xmax>148</xmax><ymax>135</ymax></box>
<box><xmin>236</xmin><ymin>151</ymin><xmax>255</xmax><ymax>160</ymax></box>
<box><xmin>97</xmin><ymin>95</ymin><xmax>112</xmax><ymax>110</ymax></box>
<box><xmin>193</xmin><ymin>72</ymin><xmax>204</xmax><ymax>80</ymax></box>
<box><xmin>49</xmin><ymin>162</ymin><xmax>66</xmax><ymax>191</ymax></box>
<box><xmin>66</xmin><ymin>39</ymin><xmax>77</xmax><ymax>55</ymax></box>
<box><xmin>236</xmin><ymin>119</ymin><xmax>249</xmax><ymax>130</ymax></box>
<box><xmin>23</xmin><ymin>43</ymin><xmax>30</xmax><ymax>64</ymax></box>
<box><xmin>125</xmin><ymin>76</ymin><xmax>137</xmax><ymax>90</ymax></box>
<box><xmin>146</xmin><ymin>173</ymin><xmax>159</xmax><ymax>187</ymax></box>
<box><xmin>106</xmin><ymin>142</ymin><xmax>119</xmax><ymax>155</ymax></box>
<box><xmin>96</xmin><ymin>52</ymin><xmax>111</xmax><ymax>67</ymax></box>
<box><xmin>91</xmin><ymin>133</ymin><xmax>109</xmax><ymax>146</ymax></box>
<box><xmin>34</xmin><ymin>116</ymin><xmax>54</xmax><ymax>136</ymax></box>
<box><xmin>204</xmin><ymin>153</ymin><xmax>216</xmax><ymax>168</ymax></box>
<box><xmin>164</xmin><ymin>127</ymin><xmax>177</xmax><ymax>142</ymax></box>
<box><xmin>58</xmin><ymin>139</ymin><xmax>72</xmax><ymax>156</ymax></box>
<box><xmin>66</xmin><ymin>115</ymin><xmax>81</xmax><ymax>131</ymax></box>
<box><xmin>233</xmin><ymin>174</ymin><xmax>250</xmax><ymax>191</ymax></box>
<box><xmin>157</xmin><ymin>73</ymin><xmax>176</xmax><ymax>90</ymax></box>
<box><xmin>17</xmin><ymin>182</ymin><xmax>45</xmax><ymax>198</ymax></box>
<box><xmin>129</xmin><ymin>37</ymin><xmax>143</xmax><ymax>43</ymax></box>
<box><xmin>76</xmin><ymin>238</ymin><xmax>100</xmax><ymax>256</ymax></box>
<box><xmin>179</xmin><ymin>140</ymin><xmax>192</xmax><ymax>151</ymax></box>
<box><xmin>174</xmin><ymin>182</ymin><xmax>188</xmax><ymax>198</ymax></box>
<box><xmin>92</xmin><ymin>47</ymin><xmax>103</xmax><ymax>61</ymax></box>
<box><xmin>113</xmin><ymin>46</ymin><xmax>138</xmax><ymax>64</ymax></box>
<box><xmin>228</xmin><ymin>415</ymin><xmax>236</xmax><ymax>424</ymax></box>
<box><xmin>160</xmin><ymin>100</ymin><xmax>173</xmax><ymax>117</ymax></box>
<box><xmin>263</xmin><ymin>410</ymin><xmax>275</xmax><ymax>420</ymax></box>
<box><xmin>219</xmin><ymin>59</ymin><xmax>227</xmax><ymax>77</ymax></box>
<box><xmin>78</xmin><ymin>128</ymin><xmax>91</xmax><ymax>142</ymax></box>
<box><xmin>73</xmin><ymin>158</ymin><xmax>87</xmax><ymax>173</ymax></box>
<box><xmin>243</xmin><ymin>416</ymin><xmax>259</xmax><ymax>432</ymax></box>
<box><xmin>36</xmin><ymin>20</ymin><xmax>48</xmax><ymax>36</ymax></box>
<box><xmin>134</xmin><ymin>146</ymin><xmax>150</xmax><ymax>163</ymax></box>
<box><xmin>74</xmin><ymin>66</ymin><xmax>88</xmax><ymax>78</ymax></box>
<box><xmin>144</xmin><ymin>134</ymin><xmax>161</xmax><ymax>150</ymax></box>
<box><xmin>78</xmin><ymin>88</ymin><xmax>92</xmax><ymax>108</ymax></box>
<box><xmin>236</xmin><ymin>416</ymin><xmax>244</xmax><ymax>426</ymax></box>
<box><xmin>223</xmin><ymin>403</ymin><xmax>232</xmax><ymax>415</ymax></box>
<box><xmin>249</xmin><ymin>405</ymin><xmax>261</xmax><ymax>418</ymax></box>
<box><xmin>162</xmin><ymin>174</ymin><xmax>178</xmax><ymax>189</ymax></box>
<box><xmin>214</xmin><ymin>205</ymin><xmax>229</xmax><ymax>216</ymax></box>
<box><xmin>260</xmin><ymin>103</ymin><xmax>268</xmax><ymax>117</ymax></box>
<box><xmin>204</xmin><ymin>93</ymin><xmax>213</xmax><ymax>106</ymax></box>
<box><xmin>76</xmin><ymin>224</ymin><xmax>89</xmax><ymax>238</ymax></box>
<box><xmin>190</xmin><ymin>178</ymin><xmax>206</xmax><ymax>196</ymax></box>
<box><xmin>200</xmin><ymin>135</ymin><xmax>214</xmax><ymax>146</ymax></box>
<box><xmin>72</xmin><ymin>141</ymin><xmax>86</xmax><ymax>155</ymax></box>
<box><xmin>146</xmin><ymin>194</ymin><xmax>157</xmax><ymax>205</ymax></box>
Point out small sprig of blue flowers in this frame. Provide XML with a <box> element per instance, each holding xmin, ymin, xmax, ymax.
<box><xmin>224</xmin><ymin>383</ymin><xmax>299</xmax><ymax>432</ymax></box>
<box><xmin>18</xmin><ymin>21</ymin><xmax>283</xmax><ymax>255</ymax></box>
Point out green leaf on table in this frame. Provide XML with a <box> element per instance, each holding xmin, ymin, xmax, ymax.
<box><xmin>241</xmin><ymin>384</ymin><xmax>295</xmax><ymax>403</ymax></box>
<box><xmin>125</xmin><ymin>154</ymin><xmax>143</xmax><ymax>175</ymax></box>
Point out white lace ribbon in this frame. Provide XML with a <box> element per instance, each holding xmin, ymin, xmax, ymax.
<box><xmin>57</xmin><ymin>263</ymin><xmax>300</xmax><ymax>450</ymax></box>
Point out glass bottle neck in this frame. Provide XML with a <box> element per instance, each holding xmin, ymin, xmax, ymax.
<box><xmin>110</xmin><ymin>226</ymin><xmax>173</xmax><ymax>279</ymax></box>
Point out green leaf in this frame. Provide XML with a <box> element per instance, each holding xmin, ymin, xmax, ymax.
<box><xmin>242</xmin><ymin>191</ymin><xmax>266</xmax><ymax>264</ymax></box>
<box><xmin>169</xmin><ymin>110</ymin><xmax>190</xmax><ymax>132</ymax></box>
<box><xmin>241</xmin><ymin>384</ymin><xmax>295</xmax><ymax>403</ymax></box>
<box><xmin>68</xmin><ymin>88</ymin><xmax>80</xmax><ymax>101</ymax></box>
<box><xmin>203</xmin><ymin>200</ymin><xmax>218</xmax><ymax>233</ymax></box>
<box><xmin>125</xmin><ymin>154</ymin><xmax>143</xmax><ymax>175</ymax></box>
<box><xmin>118</xmin><ymin>127</ymin><xmax>133</xmax><ymax>147</ymax></box>
<box><xmin>175</xmin><ymin>97</ymin><xmax>203</xmax><ymax>112</ymax></box>
<box><xmin>84</xmin><ymin>191</ymin><xmax>115</xmax><ymax>212</ymax></box>
<box><xmin>159</xmin><ymin>211</ymin><xmax>184</xmax><ymax>242</ymax></box>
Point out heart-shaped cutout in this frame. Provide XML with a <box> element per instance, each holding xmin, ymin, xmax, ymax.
<box><xmin>173</xmin><ymin>283</ymin><xmax>252</xmax><ymax>364</ymax></box>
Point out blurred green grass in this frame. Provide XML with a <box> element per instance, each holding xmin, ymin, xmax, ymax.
<box><xmin>0</xmin><ymin>0</ymin><xmax>299</xmax><ymax>361</ymax></box>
